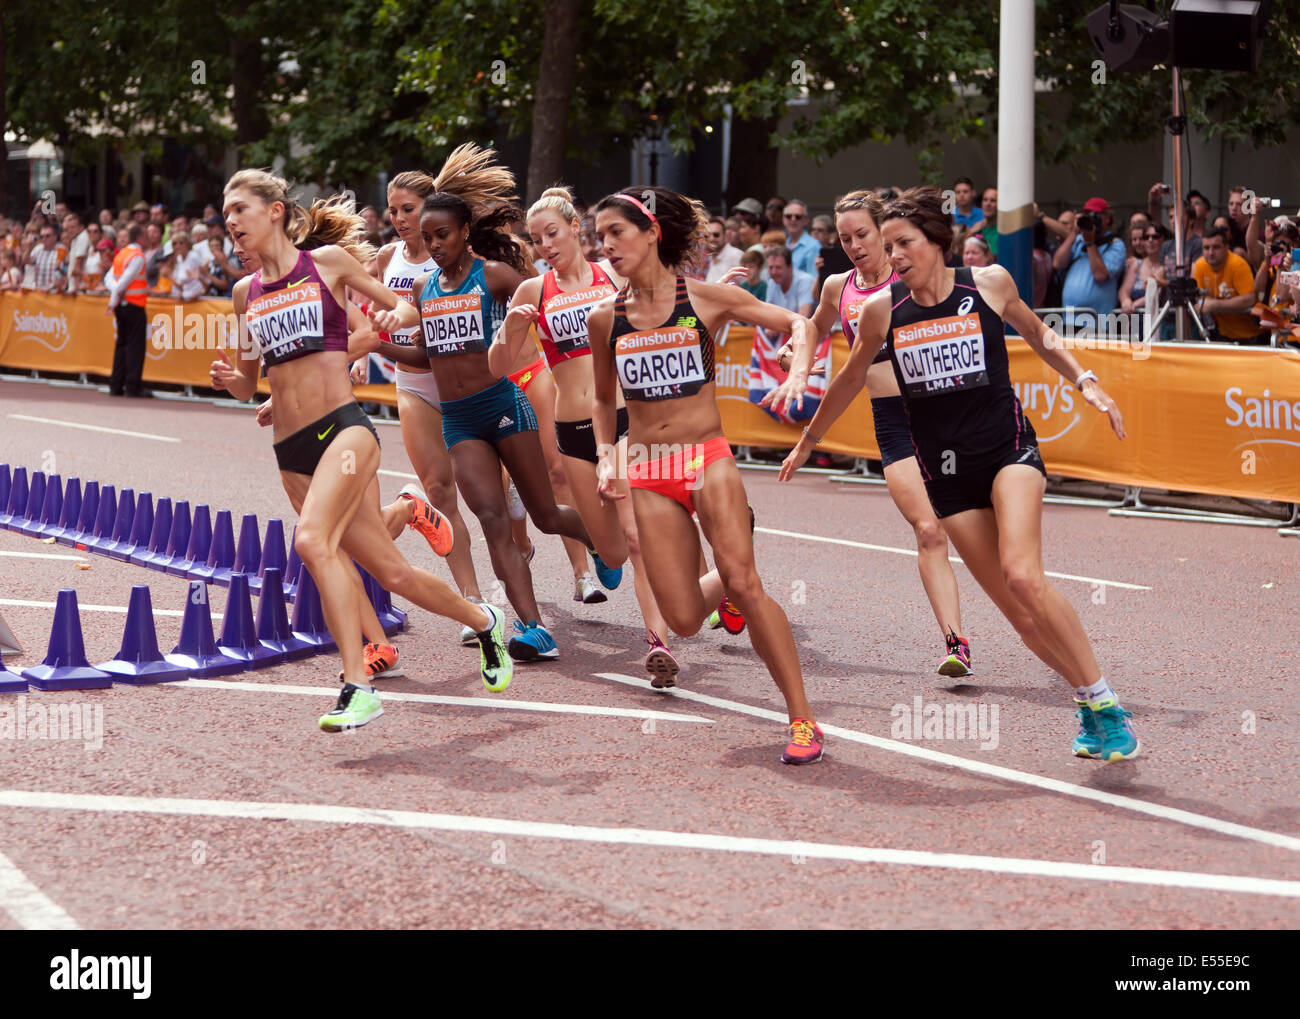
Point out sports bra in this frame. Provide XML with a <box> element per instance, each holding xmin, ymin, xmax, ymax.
<box><xmin>609</xmin><ymin>277</ymin><xmax>715</xmax><ymax>402</ymax></box>
<box><xmin>535</xmin><ymin>261</ymin><xmax>617</xmax><ymax>368</ymax></box>
<box><xmin>839</xmin><ymin>267</ymin><xmax>898</xmax><ymax>363</ymax></box>
<box><xmin>415</xmin><ymin>257</ymin><xmax>505</xmax><ymax>358</ymax></box>
<box><xmin>245</xmin><ymin>249</ymin><xmax>349</xmax><ymax>368</ymax></box>
<box><xmin>384</xmin><ymin>243</ymin><xmax>437</xmax><ymax>346</ymax></box>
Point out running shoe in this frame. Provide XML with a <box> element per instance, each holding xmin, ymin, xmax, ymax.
<box><xmin>644</xmin><ymin>631</ymin><xmax>679</xmax><ymax>689</ymax></box>
<box><xmin>506</xmin><ymin>479</ymin><xmax>526</xmax><ymax>521</ymax></box>
<box><xmin>1092</xmin><ymin>697</ymin><xmax>1140</xmax><ymax>762</ymax></box>
<box><xmin>781</xmin><ymin>718</ymin><xmax>825</xmax><ymax>765</ymax></box>
<box><xmin>508</xmin><ymin>620</ymin><xmax>559</xmax><ymax>662</ymax></box>
<box><xmin>398</xmin><ymin>483</ymin><xmax>454</xmax><ymax>557</ymax></box>
<box><xmin>591</xmin><ymin>551</ymin><xmax>623</xmax><ymax>591</ymax></box>
<box><xmin>318</xmin><ymin>682</ymin><xmax>383</xmax><ymax>732</ymax></box>
<box><xmin>1071</xmin><ymin>700</ymin><xmax>1103</xmax><ymax>759</ymax></box>
<box><xmin>574</xmin><ymin>573</ymin><xmax>607</xmax><ymax>604</ymax></box>
<box><xmin>719</xmin><ymin>596</ymin><xmax>746</xmax><ymax>635</ymax></box>
<box><xmin>336</xmin><ymin>642</ymin><xmax>403</xmax><ymax>683</ymax></box>
<box><xmin>937</xmin><ymin>633</ymin><xmax>972</xmax><ymax>677</ymax></box>
<box><xmin>476</xmin><ymin>603</ymin><xmax>512</xmax><ymax>692</ymax></box>
<box><xmin>707</xmin><ymin>608</ymin><xmax>724</xmax><ymax>630</ymax></box>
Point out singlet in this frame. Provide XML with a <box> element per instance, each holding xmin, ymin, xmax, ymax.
<box><xmin>839</xmin><ymin>267</ymin><xmax>898</xmax><ymax>363</ymax></box>
<box><xmin>609</xmin><ymin>277</ymin><xmax>715</xmax><ymax>402</ymax></box>
<box><xmin>384</xmin><ymin>243</ymin><xmax>437</xmax><ymax>348</ymax></box>
<box><xmin>887</xmin><ymin>266</ymin><xmax>1028</xmax><ymax>473</ymax></box>
<box><xmin>416</xmin><ymin>257</ymin><xmax>504</xmax><ymax>358</ymax></box>
<box><xmin>245</xmin><ymin>249</ymin><xmax>349</xmax><ymax>368</ymax></box>
<box><xmin>535</xmin><ymin>261</ymin><xmax>618</xmax><ymax>368</ymax></box>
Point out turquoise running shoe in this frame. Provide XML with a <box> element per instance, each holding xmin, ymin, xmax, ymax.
<box><xmin>590</xmin><ymin>551</ymin><xmax>623</xmax><ymax>591</ymax></box>
<box><xmin>476</xmin><ymin>603</ymin><xmax>512</xmax><ymax>692</ymax></box>
<box><xmin>1072</xmin><ymin>699</ymin><xmax>1103</xmax><ymax>758</ymax></box>
<box><xmin>1092</xmin><ymin>697</ymin><xmax>1139</xmax><ymax>762</ymax></box>
<box><xmin>508</xmin><ymin>620</ymin><xmax>559</xmax><ymax>662</ymax></box>
<box><xmin>319</xmin><ymin>682</ymin><xmax>383</xmax><ymax>732</ymax></box>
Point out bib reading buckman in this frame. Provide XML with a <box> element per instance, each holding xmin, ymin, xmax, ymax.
<box><xmin>609</xmin><ymin>277</ymin><xmax>715</xmax><ymax>403</ymax></box>
<box><xmin>245</xmin><ymin>250</ymin><xmax>348</xmax><ymax>368</ymax></box>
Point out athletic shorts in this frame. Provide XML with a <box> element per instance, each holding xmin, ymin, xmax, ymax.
<box><xmin>508</xmin><ymin>357</ymin><xmax>547</xmax><ymax>394</ymax></box>
<box><xmin>440</xmin><ymin>376</ymin><xmax>538</xmax><ymax>450</ymax></box>
<box><xmin>556</xmin><ymin>408</ymin><xmax>630</xmax><ymax>465</ymax></box>
<box><xmin>871</xmin><ymin>395</ymin><xmax>915</xmax><ymax>469</ymax></box>
<box><xmin>395</xmin><ymin>367</ymin><xmax>440</xmax><ymax>410</ymax></box>
<box><xmin>273</xmin><ymin>401</ymin><xmax>379</xmax><ymax>477</ymax></box>
<box><xmin>922</xmin><ymin>439</ymin><xmax>1047</xmax><ymax>519</ymax></box>
<box><xmin>628</xmin><ymin>435</ymin><xmax>734</xmax><ymax>516</ymax></box>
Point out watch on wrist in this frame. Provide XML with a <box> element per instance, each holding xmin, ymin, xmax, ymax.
<box><xmin>1075</xmin><ymin>369</ymin><xmax>1098</xmax><ymax>391</ymax></box>
<box><xmin>802</xmin><ymin>427</ymin><xmax>822</xmax><ymax>447</ymax></box>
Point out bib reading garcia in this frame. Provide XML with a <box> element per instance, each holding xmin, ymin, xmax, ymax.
<box><xmin>892</xmin><ymin>313</ymin><xmax>989</xmax><ymax>398</ymax></box>
<box><xmin>615</xmin><ymin>326</ymin><xmax>708</xmax><ymax>402</ymax></box>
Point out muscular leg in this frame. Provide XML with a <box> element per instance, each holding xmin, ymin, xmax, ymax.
<box><xmin>527</xmin><ymin>372</ymin><xmax>589</xmax><ymax>580</ymax></box>
<box><xmin>884</xmin><ymin>456</ymin><xmax>963</xmax><ymax>640</ymax></box>
<box><xmin>497</xmin><ymin>429</ymin><xmax>591</xmax><ymax>549</ymax></box>
<box><xmin>562</xmin><ymin>452</ymin><xmax>629</xmax><ymax>568</ymax></box>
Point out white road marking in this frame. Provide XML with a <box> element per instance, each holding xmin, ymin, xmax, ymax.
<box><xmin>755</xmin><ymin>526</ymin><xmax>1152</xmax><ymax>591</ymax></box>
<box><xmin>596</xmin><ymin>673</ymin><xmax>1300</xmax><ymax>854</ymax></box>
<box><xmin>0</xmin><ymin>550</ymin><xmax>88</xmax><ymax>562</ymax></box>
<box><xmin>178</xmin><ymin>678</ymin><xmax>713</xmax><ymax>725</ymax></box>
<box><xmin>0</xmin><ymin>789</ymin><xmax>1296</xmax><ymax>899</ymax></box>
<box><xmin>0</xmin><ymin>599</ymin><xmax>212</xmax><ymax>619</ymax></box>
<box><xmin>0</xmin><ymin>846</ymin><xmax>80</xmax><ymax>930</ymax></box>
<box><xmin>8</xmin><ymin>414</ymin><xmax>181</xmax><ymax>443</ymax></box>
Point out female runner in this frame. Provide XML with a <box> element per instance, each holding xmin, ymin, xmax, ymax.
<box><xmin>781</xmin><ymin>186</ymin><xmax>1138</xmax><ymax>762</ymax></box>
<box><xmin>494</xmin><ymin>185</ymin><xmax>679</xmax><ymax>684</ymax></box>
<box><xmin>369</xmin><ymin>145</ymin><xmax>597</xmax><ymax>662</ymax></box>
<box><xmin>588</xmin><ymin>186</ymin><xmax>824</xmax><ymax>763</ymax></box>
<box><xmin>211</xmin><ymin>171</ymin><xmax>512</xmax><ymax>732</ymax></box>
<box><xmin>774</xmin><ymin>189</ymin><xmax>971</xmax><ymax>676</ymax></box>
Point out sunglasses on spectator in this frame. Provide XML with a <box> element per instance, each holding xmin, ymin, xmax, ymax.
<box><xmin>784</xmin><ymin>212</ymin><xmax>807</xmax><ymax>220</ymax></box>
<box><xmin>1143</xmin><ymin>233</ymin><xmax>1159</xmax><ymax>240</ymax></box>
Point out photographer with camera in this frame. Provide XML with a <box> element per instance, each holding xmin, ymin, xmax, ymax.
<box><xmin>1051</xmin><ymin>196</ymin><xmax>1127</xmax><ymax>332</ymax></box>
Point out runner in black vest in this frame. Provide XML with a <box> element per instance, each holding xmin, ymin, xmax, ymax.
<box><xmin>782</xmin><ymin>185</ymin><xmax>1140</xmax><ymax>763</ymax></box>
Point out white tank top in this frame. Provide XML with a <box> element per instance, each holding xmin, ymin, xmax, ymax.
<box><xmin>383</xmin><ymin>243</ymin><xmax>438</xmax><ymax>346</ymax></box>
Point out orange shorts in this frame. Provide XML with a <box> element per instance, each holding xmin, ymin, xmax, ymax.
<box><xmin>627</xmin><ymin>435</ymin><xmax>734</xmax><ymax>515</ymax></box>
<box><xmin>508</xmin><ymin>357</ymin><xmax>546</xmax><ymax>393</ymax></box>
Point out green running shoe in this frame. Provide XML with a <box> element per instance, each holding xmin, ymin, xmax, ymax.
<box><xmin>707</xmin><ymin>608</ymin><xmax>723</xmax><ymax>630</ymax></box>
<box><xmin>319</xmin><ymin>682</ymin><xmax>383</xmax><ymax>732</ymax></box>
<box><xmin>1093</xmin><ymin>697</ymin><xmax>1140</xmax><ymax>762</ymax></box>
<box><xmin>477</xmin><ymin>603</ymin><xmax>513</xmax><ymax>692</ymax></box>
<box><xmin>1071</xmin><ymin>699</ymin><xmax>1103</xmax><ymax>758</ymax></box>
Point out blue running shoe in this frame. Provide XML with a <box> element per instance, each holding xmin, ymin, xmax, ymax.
<box><xmin>1092</xmin><ymin>697</ymin><xmax>1139</xmax><ymax>762</ymax></box>
<box><xmin>508</xmin><ymin>620</ymin><xmax>559</xmax><ymax>662</ymax></box>
<box><xmin>590</xmin><ymin>551</ymin><xmax>623</xmax><ymax>591</ymax></box>
<box><xmin>1072</xmin><ymin>699</ymin><xmax>1103</xmax><ymax>758</ymax></box>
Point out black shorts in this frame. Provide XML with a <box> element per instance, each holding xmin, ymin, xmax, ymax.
<box><xmin>273</xmin><ymin>402</ymin><xmax>379</xmax><ymax>477</ymax></box>
<box><xmin>870</xmin><ymin>395</ymin><xmax>915</xmax><ymax>469</ymax></box>
<box><xmin>555</xmin><ymin>408</ymin><xmax>630</xmax><ymax>464</ymax></box>
<box><xmin>923</xmin><ymin>440</ymin><xmax>1047</xmax><ymax>519</ymax></box>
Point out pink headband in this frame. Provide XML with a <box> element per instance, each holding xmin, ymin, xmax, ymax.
<box><xmin>613</xmin><ymin>193</ymin><xmax>661</xmax><ymax>239</ymax></box>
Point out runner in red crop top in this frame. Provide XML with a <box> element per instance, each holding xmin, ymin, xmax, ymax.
<box><xmin>585</xmin><ymin>185</ymin><xmax>826</xmax><ymax>765</ymax></box>
<box><xmin>211</xmin><ymin>170</ymin><xmax>510</xmax><ymax>735</ymax></box>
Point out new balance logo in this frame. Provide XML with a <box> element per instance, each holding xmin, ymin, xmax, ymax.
<box><xmin>498</xmin><ymin>416</ymin><xmax>514</xmax><ymax>428</ymax></box>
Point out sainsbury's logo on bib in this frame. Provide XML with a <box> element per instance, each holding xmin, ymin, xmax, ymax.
<box><xmin>616</xmin><ymin>326</ymin><xmax>707</xmax><ymax>401</ymax></box>
<box><xmin>892</xmin><ymin>313</ymin><xmax>988</xmax><ymax>398</ymax></box>
<box><xmin>247</xmin><ymin>283</ymin><xmax>325</xmax><ymax>365</ymax></box>
<box><xmin>546</xmin><ymin>284</ymin><xmax>615</xmax><ymax>352</ymax></box>
<box><xmin>422</xmin><ymin>292</ymin><xmax>485</xmax><ymax>355</ymax></box>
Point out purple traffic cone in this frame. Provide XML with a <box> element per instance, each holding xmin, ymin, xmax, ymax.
<box><xmin>289</xmin><ymin>565</ymin><xmax>336</xmax><ymax>652</ymax></box>
<box><xmin>90</xmin><ymin>486</ymin><xmax>133</xmax><ymax>557</ymax></box>
<box><xmin>216</xmin><ymin>574</ymin><xmax>284</xmax><ymax>668</ymax></box>
<box><xmin>163</xmin><ymin>581</ymin><xmax>244</xmax><ymax>677</ymax></box>
<box><xmin>21</xmin><ymin>589</ymin><xmax>113</xmax><ymax>690</ymax></box>
<box><xmin>168</xmin><ymin>503</ymin><xmax>210</xmax><ymax>578</ymax></box>
<box><xmin>14</xmin><ymin>471</ymin><xmax>47</xmax><ymax>537</ymax></box>
<box><xmin>131</xmin><ymin>497</ymin><xmax>172</xmax><ymax>569</ymax></box>
<box><xmin>110</xmin><ymin>491</ymin><xmax>152</xmax><ymax>562</ymax></box>
<box><xmin>83</xmin><ymin>483</ymin><xmax>118</xmax><ymax>555</ymax></box>
<box><xmin>31</xmin><ymin>472</ymin><xmax>64</xmax><ymax>539</ymax></box>
<box><xmin>0</xmin><ymin>655</ymin><xmax>26</xmax><ymax>693</ymax></box>
<box><xmin>155</xmin><ymin>500</ymin><xmax>191</xmax><ymax>574</ymax></box>
<box><xmin>60</xmin><ymin>479</ymin><xmax>99</xmax><ymax>547</ymax></box>
<box><xmin>191</xmin><ymin>509</ymin><xmax>234</xmax><ymax>585</ymax></box>
<box><xmin>0</xmin><ymin>466</ymin><xmax>28</xmax><ymax>530</ymax></box>
<box><xmin>255</xmin><ymin>568</ymin><xmax>316</xmax><ymax>661</ymax></box>
<box><xmin>220</xmin><ymin>513</ymin><xmax>261</xmax><ymax>589</ymax></box>
<box><xmin>283</xmin><ymin>526</ymin><xmax>302</xmax><ymax>602</ymax></box>
<box><xmin>97</xmin><ymin>585</ymin><xmax>190</xmax><ymax>684</ymax></box>
<box><xmin>357</xmin><ymin>564</ymin><xmax>408</xmax><ymax>636</ymax></box>
<box><xmin>0</xmin><ymin>465</ymin><xmax>10</xmax><ymax>527</ymax></box>
<box><xmin>48</xmin><ymin>477</ymin><xmax>82</xmax><ymax>543</ymax></box>
<box><xmin>255</xmin><ymin>518</ymin><xmax>287</xmax><ymax>596</ymax></box>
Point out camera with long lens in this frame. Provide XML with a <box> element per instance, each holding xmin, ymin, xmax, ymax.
<box><xmin>1077</xmin><ymin>213</ymin><xmax>1095</xmax><ymax>231</ymax></box>
<box><xmin>1166</xmin><ymin>273</ymin><xmax>1201</xmax><ymax>305</ymax></box>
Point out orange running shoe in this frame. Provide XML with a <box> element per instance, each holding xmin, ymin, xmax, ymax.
<box><xmin>719</xmin><ymin>596</ymin><xmax>746</xmax><ymax>635</ymax></box>
<box><xmin>337</xmin><ymin>642</ymin><xmax>403</xmax><ymax>682</ymax></box>
<box><xmin>781</xmin><ymin>718</ymin><xmax>824</xmax><ymax>765</ymax></box>
<box><xmin>399</xmin><ymin>483</ymin><xmax>453</xmax><ymax>557</ymax></box>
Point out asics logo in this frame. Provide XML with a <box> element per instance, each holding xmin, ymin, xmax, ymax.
<box><xmin>957</xmin><ymin>296</ymin><xmax>975</xmax><ymax>315</ymax></box>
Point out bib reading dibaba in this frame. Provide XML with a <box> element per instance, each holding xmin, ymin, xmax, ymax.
<box><xmin>421</xmin><ymin>292</ymin><xmax>487</xmax><ymax>356</ymax></box>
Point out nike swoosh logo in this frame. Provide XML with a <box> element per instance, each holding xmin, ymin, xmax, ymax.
<box><xmin>286</xmin><ymin>277</ymin><xmax>312</xmax><ymax>289</ymax></box>
<box><xmin>317</xmin><ymin>423</ymin><xmax>336</xmax><ymax>441</ymax></box>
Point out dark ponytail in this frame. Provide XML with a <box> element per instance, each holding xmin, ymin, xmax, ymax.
<box><xmin>423</xmin><ymin>192</ymin><xmax>528</xmax><ymax>276</ymax></box>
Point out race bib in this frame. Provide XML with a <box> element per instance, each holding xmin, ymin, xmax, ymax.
<box><xmin>891</xmin><ymin>313</ymin><xmax>988</xmax><ymax>398</ymax></box>
<box><xmin>246</xmin><ymin>283</ymin><xmax>326</xmax><ymax>367</ymax></box>
<box><xmin>544</xmin><ymin>284</ymin><xmax>616</xmax><ymax>355</ymax></box>
<box><xmin>615</xmin><ymin>326</ymin><xmax>707</xmax><ymax>401</ymax></box>
<box><xmin>421</xmin><ymin>292</ymin><xmax>486</xmax><ymax>356</ymax></box>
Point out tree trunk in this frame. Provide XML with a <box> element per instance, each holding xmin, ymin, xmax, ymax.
<box><xmin>526</xmin><ymin>0</ymin><xmax>582</xmax><ymax>206</ymax></box>
<box><xmin>725</xmin><ymin>114</ymin><xmax>780</xmax><ymax>210</ymax></box>
<box><xmin>229</xmin><ymin>1</ymin><xmax>269</xmax><ymax>152</ymax></box>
